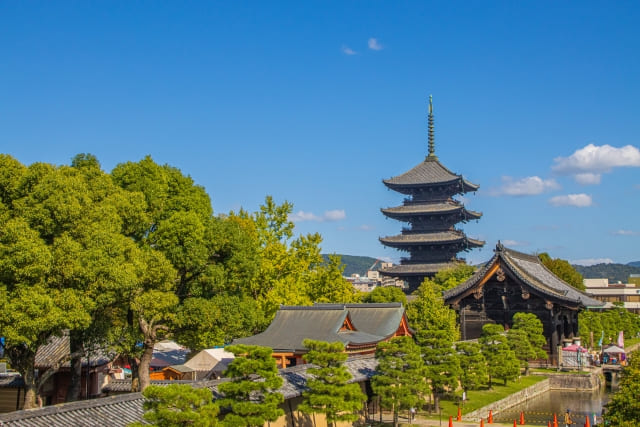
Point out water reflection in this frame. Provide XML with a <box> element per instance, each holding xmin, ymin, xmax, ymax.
<box><xmin>493</xmin><ymin>389</ymin><xmax>608</xmax><ymax>425</ymax></box>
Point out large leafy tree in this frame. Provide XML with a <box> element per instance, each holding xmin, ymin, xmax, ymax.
<box><xmin>130</xmin><ymin>384</ymin><xmax>220</xmax><ymax>427</ymax></box>
<box><xmin>407</xmin><ymin>279</ymin><xmax>459</xmax><ymax>341</ymax></box>
<box><xmin>479</xmin><ymin>324</ymin><xmax>520</xmax><ymax>387</ymax></box>
<box><xmin>605</xmin><ymin>354</ymin><xmax>640</xmax><ymax>426</ymax></box>
<box><xmin>372</xmin><ymin>336</ymin><xmax>427</xmax><ymax>427</ymax></box>
<box><xmin>0</xmin><ymin>155</ymin><xmax>155</xmax><ymax>407</ymax></box>
<box><xmin>218</xmin><ymin>344</ymin><xmax>284</xmax><ymax>427</ymax></box>
<box><xmin>361</xmin><ymin>285</ymin><xmax>407</xmax><ymax>305</ymax></box>
<box><xmin>431</xmin><ymin>264</ymin><xmax>476</xmax><ymax>293</ymax></box>
<box><xmin>456</xmin><ymin>342</ymin><xmax>488</xmax><ymax>392</ymax></box>
<box><xmin>298</xmin><ymin>340</ymin><xmax>366</xmax><ymax>426</ymax></box>
<box><xmin>538</xmin><ymin>252</ymin><xmax>585</xmax><ymax>291</ymax></box>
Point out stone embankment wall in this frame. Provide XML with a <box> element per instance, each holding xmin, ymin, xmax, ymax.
<box><xmin>464</xmin><ymin>372</ymin><xmax>602</xmax><ymax>422</ymax></box>
<box><xmin>464</xmin><ymin>379</ymin><xmax>550</xmax><ymax>422</ymax></box>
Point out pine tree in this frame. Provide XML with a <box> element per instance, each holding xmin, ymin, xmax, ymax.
<box><xmin>130</xmin><ymin>384</ymin><xmax>219</xmax><ymax>427</ymax></box>
<box><xmin>298</xmin><ymin>340</ymin><xmax>367</xmax><ymax>427</ymax></box>
<box><xmin>479</xmin><ymin>324</ymin><xmax>520</xmax><ymax>387</ymax></box>
<box><xmin>456</xmin><ymin>341</ymin><xmax>488</xmax><ymax>392</ymax></box>
<box><xmin>418</xmin><ymin>330</ymin><xmax>461</xmax><ymax>410</ymax></box>
<box><xmin>218</xmin><ymin>345</ymin><xmax>284</xmax><ymax>427</ymax></box>
<box><xmin>372</xmin><ymin>336</ymin><xmax>427</xmax><ymax>427</ymax></box>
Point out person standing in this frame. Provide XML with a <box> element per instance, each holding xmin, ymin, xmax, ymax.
<box><xmin>564</xmin><ymin>409</ymin><xmax>574</xmax><ymax>426</ymax></box>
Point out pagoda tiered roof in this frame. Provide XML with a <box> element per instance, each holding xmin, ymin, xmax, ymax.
<box><xmin>381</xmin><ymin>201</ymin><xmax>482</xmax><ymax>220</ymax></box>
<box><xmin>379</xmin><ymin>230</ymin><xmax>485</xmax><ymax>248</ymax></box>
<box><xmin>382</xmin><ymin>156</ymin><xmax>479</xmax><ymax>194</ymax></box>
<box><xmin>379</xmin><ymin>262</ymin><xmax>461</xmax><ymax>276</ymax></box>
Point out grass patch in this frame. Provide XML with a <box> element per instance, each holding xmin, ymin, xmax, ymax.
<box><xmin>434</xmin><ymin>375</ymin><xmax>547</xmax><ymax>417</ymax></box>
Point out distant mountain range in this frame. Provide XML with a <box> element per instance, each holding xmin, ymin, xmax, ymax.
<box><xmin>573</xmin><ymin>262</ymin><xmax>640</xmax><ymax>283</ymax></box>
<box><xmin>324</xmin><ymin>254</ymin><xmax>640</xmax><ymax>284</ymax></box>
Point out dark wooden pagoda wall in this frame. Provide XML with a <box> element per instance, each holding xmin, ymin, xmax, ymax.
<box><xmin>456</xmin><ymin>274</ymin><xmax>579</xmax><ymax>364</ymax></box>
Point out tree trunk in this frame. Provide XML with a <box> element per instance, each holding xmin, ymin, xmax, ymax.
<box><xmin>138</xmin><ymin>337</ymin><xmax>154</xmax><ymax>391</ymax></box>
<box><xmin>7</xmin><ymin>345</ymin><xmax>38</xmax><ymax>409</ymax></box>
<box><xmin>66</xmin><ymin>331</ymin><xmax>84</xmax><ymax>402</ymax></box>
<box><xmin>128</xmin><ymin>354</ymin><xmax>141</xmax><ymax>392</ymax></box>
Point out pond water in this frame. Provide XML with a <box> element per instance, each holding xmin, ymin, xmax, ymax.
<box><xmin>492</xmin><ymin>388</ymin><xmax>609</xmax><ymax>425</ymax></box>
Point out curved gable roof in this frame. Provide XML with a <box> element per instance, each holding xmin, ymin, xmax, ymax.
<box><xmin>444</xmin><ymin>243</ymin><xmax>603</xmax><ymax>308</ymax></box>
<box><xmin>233</xmin><ymin>303</ymin><xmax>409</xmax><ymax>352</ymax></box>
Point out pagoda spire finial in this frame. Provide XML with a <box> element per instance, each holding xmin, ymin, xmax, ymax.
<box><xmin>427</xmin><ymin>95</ymin><xmax>436</xmax><ymax>159</ymax></box>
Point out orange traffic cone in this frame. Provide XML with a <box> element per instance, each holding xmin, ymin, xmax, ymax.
<box><xmin>585</xmin><ymin>414</ymin><xmax>591</xmax><ymax>427</ymax></box>
<box><xmin>488</xmin><ymin>410</ymin><xmax>493</xmax><ymax>424</ymax></box>
<box><xmin>513</xmin><ymin>420</ymin><xmax>517</xmax><ymax>427</ymax></box>
<box><xmin>520</xmin><ymin>411</ymin><xmax>525</xmax><ymax>425</ymax></box>
<box><xmin>553</xmin><ymin>413</ymin><xmax>558</xmax><ymax>427</ymax></box>
<box><xmin>480</xmin><ymin>419</ymin><xmax>485</xmax><ymax>427</ymax></box>
<box><xmin>457</xmin><ymin>407</ymin><xmax>462</xmax><ymax>421</ymax></box>
<box><xmin>449</xmin><ymin>416</ymin><xmax>453</xmax><ymax>427</ymax></box>
<box><xmin>547</xmin><ymin>421</ymin><xmax>551</xmax><ymax>427</ymax></box>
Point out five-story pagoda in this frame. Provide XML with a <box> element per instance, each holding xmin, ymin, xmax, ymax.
<box><xmin>379</xmin><ymin>96</ymin><xmax>484</xmax><ymax>291</ymax></box>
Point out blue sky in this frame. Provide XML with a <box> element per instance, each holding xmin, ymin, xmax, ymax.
<box><xmin>2</xmin><ymin>2</ymin><xmax>639</xmax><ymax>266</ymax></box>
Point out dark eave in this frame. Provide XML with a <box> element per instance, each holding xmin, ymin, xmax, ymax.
<box><xmin>379</xmin><ymin>262</ymin><xmax>461</xmax><ymax>276</ymax></box>
<box><xmin>379</xmin><ymin>231</ymin><xmax>485</xmax><ymax>248</ymax></box>
<box><xmin>381</xmin><ymin>202</ymin><xmax>482</xmax><ymax>220</ymax></box>
<box><xmin>382</xmin><ymin>157</ymin><xmax>479</xmax><ymax>193</ymax></box>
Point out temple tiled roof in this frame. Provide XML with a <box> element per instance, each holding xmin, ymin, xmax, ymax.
<box><xmin>35</xmin><ymin>332</ymin><xmax>113</xmax><ymax>369</ymax></box>
<box><xmin>379</xmin><ymin>262</ymin><xmax>461</xmax><ymax>276</ymax></box>
<box><xmin>383</xmin><ymin>157</ymin><xmax>479</xmax><ymax>192</ymax></box>
<box><xmin>379</xmin><ymin>231</ymin><xmax>485</xmax><ymax>248</ymax></box>
<box><xmin>0</xmin><ymin>356</ymin><xmax>378</xmax><ymax>426</ymax></box>
<box><xmin>233</xmin><ymin>303</ymin><xmax>407</xmax><ymax>352</ymax></box>
<box><xmin>381</xmin><ymin>202</ymin><xmax>482</xmax><ymax>220</ymax></box>
<box><xmin>443</xmin><ymin>243</ymin><xmax>604</xmax><ymax>307</ymax></box>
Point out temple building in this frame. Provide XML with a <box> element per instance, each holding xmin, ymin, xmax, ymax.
<box><xmin>379</xmin><ymin>96</ymin><xmax>484</xmax><ymax>291</ymax></box>
<box><xmin>233</xmin><ymin>303</ymin><xmax>412</xmax><ymax>368</ymax></box>
<box><xmin>443</xmin><ymin>242</ymin><xmax>604</xmax><ymax>364</ymax></box>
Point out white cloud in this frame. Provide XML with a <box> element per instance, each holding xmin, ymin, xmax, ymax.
<box><xmin>341</xmin><ymin>45</ymin><xmax>357</xmax><ymax>55</ymax></box>
<box><xmin>323</xmin><ymin>209</ymin><xmax>346</xmax><ymax>221</ymax></box>
<box><xmin>574</xmin><ymin>173</ymin><xmax>601</xmax><ymax>185</ymax></box>
<box><xmin>572</xmin><ymin>258</ymin><xmax>614</xmax><ymax>266</ymax></box>
<box><xmin>368</xmin><ymin>38</ymin><xmax>383</xmax><ymax>50</ymax></box>
<box><xmin>612</xmin><ymin>229</ymin><xmax>640</xmax><ymax>236</ymax></box>
<box><xmin>548</xmin><ymin>193</ymin><xmax>593</xmax><ymax>207</ymax></box>
<box><xmin>359</xmin><ymin>224</ymin><xmax>374</xmax><ymax>231</ymax></box>
<box><xmin>502</xmin><ymin>239</ymin><xmax>529</xmax><ymax>247</ymax></box>
<box><xmin>290</xmin><ymin>209</ymin><xmax>346</xmax><ymax>223</ymax></box>
<box><xmin>491</xmin><ymin>176</ymin><xmax>560</xmax><ymax>196</ymax></box>
<box><xmin>552</xmin><ymin>144</ymin><xmax>640</xmax><ymax>184</ymax></box>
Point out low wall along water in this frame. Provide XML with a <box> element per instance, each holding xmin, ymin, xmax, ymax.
<box><xmin>465</xmin><ymin>372</ymin><xmax>604</xmax><ymax>425</ymax></box>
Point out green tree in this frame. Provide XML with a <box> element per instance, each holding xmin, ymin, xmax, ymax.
<box><xmin>538</xmin><ymin>252</ymin><xmax>585</xmax><ymax>291</ymax></box>
<box><xmin>456</xmin><ymin>342</ymin><xmax>488</xmax><ymax>392</ymax></box>
<box><xmin>418</xmin><ymin>330</ymin><xmax>461</xmax><ymax>410</ymax></box>
<box><xmin>130</xmin><ymin>384</ymin><xmax>219</xmax><ymax>427</ymax></box>
<box><xmin>509</xmin><ymin>312</ymin><xmax>547</xmax><ymax>373</ymax></box>
<box><xmin>432</xmin><ymin>264</ymin><xmax>476</xmax><ymax>292</ymax></box>
<box><xmin>307</xmin><ymin>254</ymin><xmax>358</xmax><ymax>304</ymax></box>
<box><xmin>218</xmin><ymin>344</ymin><xmax>284</xmax><ymax>427</ymax></box>
<box><xmin>372</xmin><ymin>336</ymin><xmax>427</xmax><ymax>427</ymax></box>
<box><xmin>362</xmin><ymin>286</ymin><xmax>408</xmax><ymax>305</ymax></box>
<box><xmin>479</xmin><ymin>324</ymin><xmax>520</xmax><ymax>387</ymax></box>
<box><xmin>298</xmin><ymin>340</ymin><xmax>367</xmax><ymax>426</ymax></box>
<box><xmin>605</xmin><ymin>354</ymin><xmax>640</xmax><ymax>426</ymax></box>
<box><xmin>407</xmin><ymin>280</ymin><xmax>459</xmax><ymax>341</ymax></box>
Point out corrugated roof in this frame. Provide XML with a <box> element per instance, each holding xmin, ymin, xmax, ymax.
<box><xmin>0</xmin><ymin>356</ymin><xmax>377</xmax><ymax>426</ymax></box>
<box><xmin>234</xmin><ymin>303</ymin><xmax>407</xmax><ymax>352</ymax></box>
